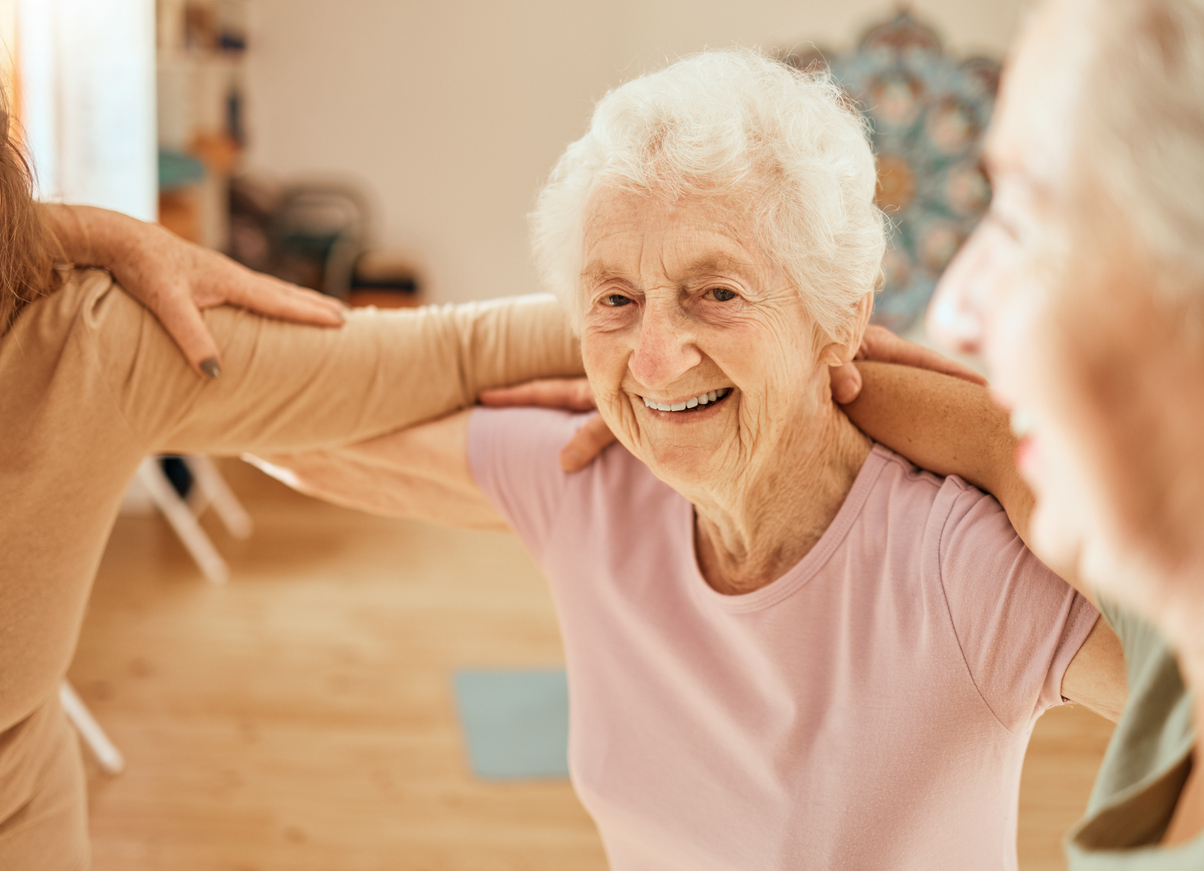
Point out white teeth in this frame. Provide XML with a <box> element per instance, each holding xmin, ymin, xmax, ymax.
<box><xmin>1010</xmin><ymin>408</ymin><xmax>1034</xmax><ymax>438</ymax></box>
<box><xmin>642</xmin><ymin>388</ymin><xmax>730</xmax><ymax>413</ymax></box>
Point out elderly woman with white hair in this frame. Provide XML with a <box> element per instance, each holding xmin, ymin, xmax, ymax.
<box><xmin>264</xmin><ymin>50</ymin><xmax>1124</xmax><ymax>869</ymax></box>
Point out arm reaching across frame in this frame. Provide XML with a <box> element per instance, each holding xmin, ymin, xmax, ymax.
<box><xmin>247</xmin><ymin>408</ymin><xmax>504</xmax><ymax>531</ymax></box>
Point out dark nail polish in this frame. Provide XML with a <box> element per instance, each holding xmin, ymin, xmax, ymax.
<box><xmin>200</xmin><ymin>357</ymin><xmax>222</xmax><ymax>379</ymax></box>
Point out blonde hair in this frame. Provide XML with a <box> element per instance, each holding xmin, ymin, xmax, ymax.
<box><xmin>0</xmin><ymin>87</ymin><xmax>64</xmax><ymax>335</ymax></box>
<box><xmin>530</xmin><ymin>49</ymin><xmax>885</xmax><ymax>342</ymax></box>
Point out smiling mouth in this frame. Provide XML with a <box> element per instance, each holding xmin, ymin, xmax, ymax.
<box><xmin>641</xmin><ymin>388</ymin><xmax>732</xmax><ymax>413</ymax></box>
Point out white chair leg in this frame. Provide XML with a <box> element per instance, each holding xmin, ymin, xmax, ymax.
<box><xmin>185</xmin><ymin>455</ymin><xmax>253</xmax><ymax>540</ymax></box>
<box><xmin>137</xmin><ymin>458</ymin><xmax>230</xmax><ymax>584</ymax></box>
<box><xmin>60</xmin><ymin>682</ymin><xmax>124</xmax><ymax>775</ymax></box>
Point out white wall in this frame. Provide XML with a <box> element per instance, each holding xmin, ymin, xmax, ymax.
<box><xmin>244</xmin><ymin>0</ymin><xmax>1022</xmax><ymax>305</ymax></box>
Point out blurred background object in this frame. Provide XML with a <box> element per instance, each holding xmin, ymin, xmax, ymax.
<box><xmin>156</xmin><ymin>0</ymin><xmax>423</xmax><ymax>306</ymax></box>
<box><xmin>155</xmin><ymin>0</ymin><xmax>247</xmax><ymax>247</ymax></box>
<box><xmin>226</xmin><ymin>175</ymin><xmax>423</xmax><ymax>305</ymax></box>
<box><xmin>236</xmin><ymin>0</ymin><xmax>1016</xmax><ymax>315</ymax></box>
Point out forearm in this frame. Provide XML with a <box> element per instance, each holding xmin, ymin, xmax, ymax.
<box><xmin>103</xmin><ymin>284</ymin><xmax>583</xmax><ymax>455</ymax></box>
<box><xmin>249</xmin><ymin>409</ymin><xmax>506</xmax><ymax>531</ymax></box>
<box><xmin>843</xmin><ymin>361</ymin><xmax>1033</xmax><ymax>540</ymax></box>
<box><xmin>449</xmin><ymin>294</ymin><xmax>584</xmax><ymax>400</ymax></box>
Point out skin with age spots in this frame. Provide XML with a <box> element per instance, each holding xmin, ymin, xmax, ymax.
<box><xmin>579</xmin><ymin>187</ymin><xmax>872</xmax><ymax>595</ymax></box>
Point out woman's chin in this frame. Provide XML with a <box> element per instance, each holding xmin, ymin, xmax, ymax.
<box><xmin>642</xmin><ymin>442</ymin><xmax>730</xmax><ymax>488</ymax></box>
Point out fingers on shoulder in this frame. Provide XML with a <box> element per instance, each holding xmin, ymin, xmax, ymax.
<box><xmin>559</xmin><ymin>414</ymin><xmax>617</xmax><ymax>472</ymax></box>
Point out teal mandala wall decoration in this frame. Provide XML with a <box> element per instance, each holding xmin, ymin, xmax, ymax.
<box><xmin>787</xmin><ymin>11</ymin><xmax>1001</xmax><ymax>333</ymax></box>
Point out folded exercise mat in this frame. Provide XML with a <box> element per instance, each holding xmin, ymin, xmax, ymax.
<box><xmin>452</xmin><ymin>669</ymin><xmax>570</xmax><ymax>780</ymax></box>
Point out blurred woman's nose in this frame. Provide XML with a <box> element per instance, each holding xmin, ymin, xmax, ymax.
<box><xmin>629</xmin><ymin>299</ymin><xmax>702</xmax><ymax>389</ymax></box>
<box><xmin>927</xmin><ymin>230</ymin><xmax>989</xmax><ymax>355</ymax></box>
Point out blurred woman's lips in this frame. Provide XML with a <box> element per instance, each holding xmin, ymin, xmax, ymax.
<box><xmin>1009</xmin><ymin>407</ymin><xmax>1038</xmax><ymax>474</ymax></box>
<box><xmin>641</xmin><ymin>387</ymin><xmax>732</xmax><ymax>413</ymax></box>
<box><xmin>1015</xmin><ymin>434</ymin><xmax>1037</xmax><ymax>476</ymax></box>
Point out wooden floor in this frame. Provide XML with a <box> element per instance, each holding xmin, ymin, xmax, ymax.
<box><xmin>71</xmin><ymin>461</ymin><xmax>1114</xmax><ymax>870</ymax></box>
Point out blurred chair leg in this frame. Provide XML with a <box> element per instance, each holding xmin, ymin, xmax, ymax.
<box><xmin>137</xmin><ymin>457</ymin><xmax>230</xmax><ymax>584</ymax></box>
<box><xmin>185</xmin><ymin>455</ymin><xmax>253</xmax><ymax>540</ymax></box>
<box><xmin>60</xmin><ymin>682</ymin><xmax>124</xmax><ymax>775</ymax></box>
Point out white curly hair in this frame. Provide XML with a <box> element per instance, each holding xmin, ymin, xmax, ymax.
<box><xmin>530</xmin><ymin>48</ymin><xmax>886</xmax><ymax>343</ymax></box>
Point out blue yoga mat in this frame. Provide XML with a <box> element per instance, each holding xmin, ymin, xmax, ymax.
<box><xmin>453</xmin><ymin>669</ymin><xmax>570</xmax><ymax>780</ymax></box>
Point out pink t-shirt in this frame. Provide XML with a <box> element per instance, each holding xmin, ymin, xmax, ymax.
<box><xmin>468</xmin><ymin>407</ymin><xmax>1098</xmax><ymax>871</ymax></box>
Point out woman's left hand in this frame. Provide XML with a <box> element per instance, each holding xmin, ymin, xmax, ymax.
<box><xmin>44</xmin><ymin>204</ymin><xmax>346</xmax><ymax>379</ymax></box>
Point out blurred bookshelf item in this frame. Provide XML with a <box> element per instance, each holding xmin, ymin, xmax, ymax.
<box><xmin>228</xmin><ymin>176</ymin><xmax>423</xmax><ymax>308</ymax></box>
<box><xmin>156</xmin><ymin>0</ymin><xmax>421</xmax><ymax>306</ymax></box>
<box><xmin>156</xmin><ymin>0</ymin><xmax>247</xmax><ymax>249</ymax></box>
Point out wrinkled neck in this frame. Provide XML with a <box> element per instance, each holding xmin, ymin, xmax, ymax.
<box><xmin>691</xmin><ymin>399</ymin><xmax>871</xmax><ymax>596</ymax></box>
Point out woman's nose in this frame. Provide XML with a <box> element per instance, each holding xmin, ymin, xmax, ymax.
<box><xmin>927</xmin><ymin>230</ymin><xmax>989</xmax><ymax>355</ymax></box>
<box><xmin>629</xmin><ymin>301</ymin><xmax>702</xmax><ymax>389</ymax></box>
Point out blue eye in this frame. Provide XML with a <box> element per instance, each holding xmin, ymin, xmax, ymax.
<box><xmin>606</xmin><ymin>294</ymin><xmax>632</xmax><ymax>307</ymax></box>
<box><xmin>709</xmin><ymin>287</ymin><xmax>737</xmax><ymax>302</ymax></box>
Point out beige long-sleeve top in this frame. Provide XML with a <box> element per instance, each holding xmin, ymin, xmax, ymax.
<box><xmin>0</xmin><ymin>269</ymin><xmax>581</xmax><ymax>860</ymax></box>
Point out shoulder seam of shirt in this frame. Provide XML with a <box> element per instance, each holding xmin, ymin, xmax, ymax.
<box><xmin>935</xmin><ymin>484</ymin><xmax>1023</xmax><ymax>738</ymax></box>
<box><xmin>873</xmin><ymin>443</ymin><xmax>971</xmax><ymax>494</ymax></box>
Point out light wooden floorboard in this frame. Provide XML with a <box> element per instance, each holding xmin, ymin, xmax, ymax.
<box><xmin>72</xmin><ymin>461</ymin><xmax>1114</xmax><ymax>870</ymax></box>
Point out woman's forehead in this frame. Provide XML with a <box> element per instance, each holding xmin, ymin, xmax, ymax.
<box><xmin>581</xmin><ymin>190</ymin><xmax>762</xmax><ymax>270</ymax></box>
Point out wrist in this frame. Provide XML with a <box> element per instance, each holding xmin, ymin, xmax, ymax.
<box><xmin>40</xmin><ymin>203</ymin><xmax>149</xmax><ymax>270</ymax></box>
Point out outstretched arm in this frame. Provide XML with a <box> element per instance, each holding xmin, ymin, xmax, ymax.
<box><xmin>248</xmin><ymin>409</ymin><xmax>505</xmax><ymax>531</ymax></box>
<box><xmin>80</xmin><ymin>265</ymin><xmax>583</xmax><ymax>456</ymax></box>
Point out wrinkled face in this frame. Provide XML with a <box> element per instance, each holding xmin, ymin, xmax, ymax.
<box><xmin>577</xmin><ymin>187</ymin><xmax>835</xmax><ymax>498</ymax></box>
<box><xmin>928</xmin><ymin>0</ymin><xmax>1204</xmax><ymax>613</ymax></box>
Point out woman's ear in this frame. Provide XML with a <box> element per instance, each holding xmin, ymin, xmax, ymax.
<box><xmin>819</xmin><ymin>293</ymin><xmax>873</xmax><ymax>367</ymax></box>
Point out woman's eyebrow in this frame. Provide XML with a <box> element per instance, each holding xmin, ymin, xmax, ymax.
<box><xmin>580</xmin><ymin>261</ymin><xmax>633</xmax><ymax>287</ymax></box>
<box><xmin>679</xmin><ymin>253</ymin><xmax>756</xmax><ymax>280</ymax></box>
<box><xmin>580</xmin><ymin>252</ymin><xmax>755</xmax><ymax>287</ymax></box>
